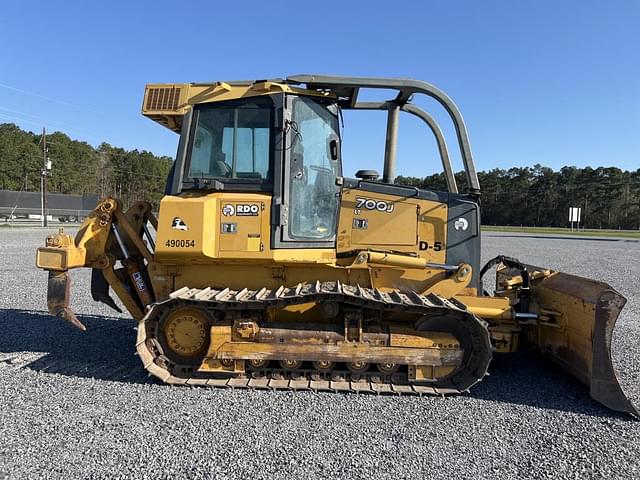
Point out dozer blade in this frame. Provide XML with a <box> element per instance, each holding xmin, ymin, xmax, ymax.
<box><xmin>47</xmin><ymin>270</ymin><xmax>86</xmax><ymax>331</ymax></box>
<box><xmin>500</xmin><ymin>265</ymin><xmax>638</xmax><ymax>418</ymax></box>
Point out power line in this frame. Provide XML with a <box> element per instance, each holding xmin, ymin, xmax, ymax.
<box><xmin>107</xmin><ymin>167</ymin><xmax>169</xmax><ymax>179</ymax></box>
<box><xmin>0</xmin><ymin>112</ymin><xmax>103</xmax><ymax>143</ymax></box>
<box><xmin>1</xmin><ymin>166</ymin><xmax>169</xmax><ymax>181</ymax></box>
<box><xmin>0</xmin><ymin>106</ymin><xmax>92</xmax><ymax>134</ymax></box>
<box><xmin>0</xmin><ymin>112</ymin><xmax>42</xmax><ymax>128</ymax></box>
<box><xmin>0</xmin><ymin>82</ymin><xmax>100</xmax><ymax>114</ymax></box>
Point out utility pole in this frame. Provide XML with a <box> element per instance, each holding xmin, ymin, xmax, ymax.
<box><xmin>40</xmin><ymin>127</ymin><xmax>51</xmax><ymax>227</ymax></box>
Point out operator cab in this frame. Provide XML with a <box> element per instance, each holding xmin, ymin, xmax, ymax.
<box><xmin>170</xmin><ymin>92</ymin><xmax>343</xmax><ymax>247</ymax></box>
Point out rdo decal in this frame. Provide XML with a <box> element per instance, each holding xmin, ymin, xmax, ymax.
<box><xmin>235</xmin><ymin>204</ymin><xmax>260</xmax><ymax>216</ymax></box>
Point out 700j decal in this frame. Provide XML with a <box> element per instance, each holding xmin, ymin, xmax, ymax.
<box><xmin>355</xmin><ymin>197</ymin><xmax>394</xmax><ymax>213</ymax></box>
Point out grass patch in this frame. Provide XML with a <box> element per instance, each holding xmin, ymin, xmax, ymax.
<box><xmin>483</xmin><ymin>225</ymin><xmax>640</xmax><ymax>239</ymax></box>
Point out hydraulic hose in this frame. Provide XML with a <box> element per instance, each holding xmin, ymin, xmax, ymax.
<box><xmin>480</xmin><ymin>255</ymin><xmax>530</xmax><ymax>313</ymax></box>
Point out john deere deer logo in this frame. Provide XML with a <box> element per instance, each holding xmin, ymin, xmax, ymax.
<box><xmin>171</xmin><ymin>217</ymin><xmax>189</xmax><ymax>231</ymax></box>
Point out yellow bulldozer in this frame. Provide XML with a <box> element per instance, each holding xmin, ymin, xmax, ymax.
<box><xmin>35</xmin><ymin>74</ymin><xmax>637</xmax><ymax>417</ymax></box>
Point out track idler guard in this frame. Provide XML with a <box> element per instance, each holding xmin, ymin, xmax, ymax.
<box><xmin>499</xmin><ymin>265</ymin><xmax>638</xmax><ymax>418</ymax></box>
<box><xmin>47</xmin><ymin>270</ymin><xmax>86</xmax><ymax>331</ymax></box>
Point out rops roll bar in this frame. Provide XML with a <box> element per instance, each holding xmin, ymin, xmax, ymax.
<box><xmin>286</xmin><ymin>74</ymin><xmax>480</xmax><ymax>196</ymax></box>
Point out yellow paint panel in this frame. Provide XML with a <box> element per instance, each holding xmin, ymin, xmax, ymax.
<box><xmin>155</xmin><ymin>191</ymin><xmax>348</xmax><ymax>265</ymax></box>
<box><xmin>36</xmin><ymin>248</ymin><xmax>69</xmax><ymax>270</ymax></box>
<box><xmin>352</xmin><ymin>202</ymin><xmax>417</xmax><ymax>246</ymax></box>
<box><xmin>142</xmin><ymin>82</ymin><xmax>333</xmax><ymax>133</ymax></box>
<box><xmin>219</xmin><ymin>201</ymin><xmax>263</xmax><ymax>252</ymax></box>
<box><xmin>337</xmin><ymin>188</ymin><xmax>448</xmax><ymax>263</ymax></box>
<box><xmin>339</xmin><ymin>189</ymin><xmax>417</xmax><ymax>246</ymax></box>
<box><xmin>247</xmin><ymin>236</ymin><xmax>261</xmax><ymax>252</ymax></box>
<box><xmin>417</xmin><ymin>202</ymin><xmax>448</xmax><ymax>258</ymax></box>
<box><xmin>155</xmin><ymin>195</ymin><xmax>216</xmax><ymax>260</ymax></box>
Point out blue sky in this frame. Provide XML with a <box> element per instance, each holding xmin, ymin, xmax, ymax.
<box><xmin>0</xmin><ymin>1</ymin><xmax>638</xmax><ymax>178</ymax></box>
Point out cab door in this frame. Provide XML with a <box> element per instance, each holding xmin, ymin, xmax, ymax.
<box><xmin>272</xmin><ymin>95</ymin><xmax>342</xmax><ymax>249</ymax></box>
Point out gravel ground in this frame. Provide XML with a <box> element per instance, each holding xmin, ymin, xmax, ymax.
<box><xmin>0</xmin><ymin>228</ymin><xmax>638</xmax><ymax>479</ymax></box>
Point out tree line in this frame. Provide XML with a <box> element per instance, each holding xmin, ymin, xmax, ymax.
<box><xmin>0</xmin><ymin>123</ymin><xmax>173</xmax><ymax>208</ymax></box>
<box><xmin>1</xmin><ymin>123</ymin><xmax>638</xmax><ymax>229</ymax></box>
<box><xmin>397</xmin><ymin>165</ymin><xmax>640</xmax><ymax>230</ymax></box>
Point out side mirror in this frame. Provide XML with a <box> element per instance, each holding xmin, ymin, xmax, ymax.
<box><xmin>329</xmin><ymin>139</ymin><xmax>339</xmax><ymax>160</ymax></box>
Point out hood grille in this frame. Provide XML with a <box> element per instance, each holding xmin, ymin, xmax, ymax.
<box><xmin>145</xmin><ymin>86</ymin><xmax>181</xmax><ymax>111</ymax></box>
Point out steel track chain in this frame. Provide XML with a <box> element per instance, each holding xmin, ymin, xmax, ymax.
<box><xmin>136</xmin><ymin>281</ymin><xmax>492</xmax><ymax>396</ymax></box>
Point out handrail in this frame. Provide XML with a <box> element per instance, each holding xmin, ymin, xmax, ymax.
<box><xmin>354</xmin><ymin>102</ymin><xmax>458</xmax><ymax>193</ymax></box>
<box><xmin>287</xmin><ymin>74</ymin><xmax>480</xmax><ymax>195</ymax></box>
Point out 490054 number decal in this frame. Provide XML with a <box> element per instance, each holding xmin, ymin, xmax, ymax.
<box><xmin>165</xmin><ymin>239</ymin><xmax>195</xmax><ymax>248</ymax></box>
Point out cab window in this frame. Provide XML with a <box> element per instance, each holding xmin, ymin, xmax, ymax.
<box><xmin>187</xmin><ymin>102</ymin><xmax>271</xmax><ymax>183</ymax></box>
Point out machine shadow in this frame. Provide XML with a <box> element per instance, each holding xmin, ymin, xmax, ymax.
<box><xmin>0</xmin><ymin>308</ymin><xmax>153</xmax><ymax>385</ymax></box>
<box><xmin>0</xmin><ymin>308</ymin><xmax>628</xmax><ymax>419</ymax></box>
<box><xmin>471</xmin><ymin>349</ymin><xmax>629</xmax><ymax>420</ymax></box>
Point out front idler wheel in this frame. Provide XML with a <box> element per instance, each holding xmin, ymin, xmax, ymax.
<box><xmin>415</xmin><ymin>313</ymin><xmax>492</xmax><ymax>391</ymax></box>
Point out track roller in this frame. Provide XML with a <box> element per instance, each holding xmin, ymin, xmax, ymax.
<box><xmin>312</xmin><ymin>360</ymin><xmax>335</xmax><ymax>372</ymax></box>
<box><xmin>376</xmin><ymin>362</ymin><xmax>399</xmax><ymax>374</ymax></box>
<box><xmin>280</xmin><ymin>359</ymin><xmax>303</xmax><ymax>370</ymax></box>
<box><xmin>248</xmin><ymin>359</ymin><xmax>269</xmax><ymax>369</ymax></box>
<box><xmin>347</xmin><ymin>362</ymin><xmax>369</xmax><ymax>374</ymax></box>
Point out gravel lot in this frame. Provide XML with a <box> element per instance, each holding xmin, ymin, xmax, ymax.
<box><xmin>0</xmin><ymin>228</ymin><xmax>638</xmax><ymax>479</ymax></box>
